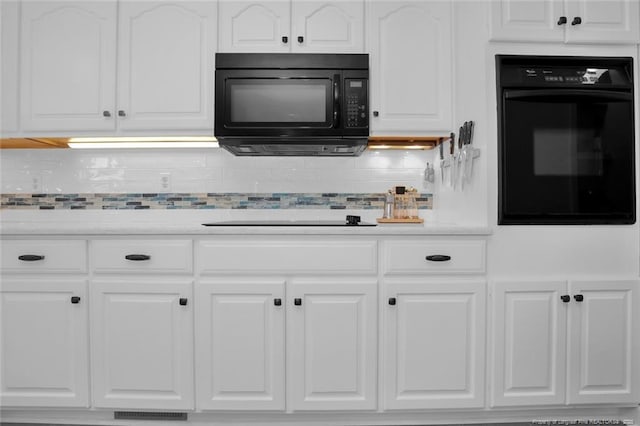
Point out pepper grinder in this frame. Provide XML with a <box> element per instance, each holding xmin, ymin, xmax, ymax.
<box><xmin>383</xmin><ymin>190</ymin><xmax>394</xmax><ymax>218</ymax></box>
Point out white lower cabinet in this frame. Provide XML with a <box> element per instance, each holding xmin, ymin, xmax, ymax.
<box><xmin>195</xmin><ymin>279</ymin><xmax>286</xmax><ymax>411</ymax></box>
<box><xmin>491</xmin><ymin>279</ymin><xmax>640</xmax><ymax>407</ymax></box>
<box><xmin>90</xmin><ymin>280</ymin><xmax>194</xmax><ymax>410</ymax></box>
<box><xmin>383</xmin><ymin>279</ymin><xmax>486</xmax><ymax>409</ymax></box>
<box><xmin>0</xmin><ymin>279</ymin><xmax>89</xmax><ymax>408</ymax></box>
<box><xmin>289</xmin><ymin>279</ymin><xmax>377</xmax><ymax>411</ymax></box>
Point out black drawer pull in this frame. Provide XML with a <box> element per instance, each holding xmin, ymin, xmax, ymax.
<box><xmin>388</xmin><ymin>297</ymin><xmax>396</xmax><ymax>306</ymax></box>
<box><xmin>71</xmin><ymin>296</ymin><xmax>81</xmax><ymax>304</ymax></box>
<box><xmin>18</xmin><ymin>254</ymin><xmax>45</xmax><ymax>261</ymax></box>
<box><xmin>125</xmin><ymin>254</ymin><xmax>151</xmax><ymax>261</ymax></box>
<box><xmin>297</xmin><ymin>36</ymin><xmax>304</xmax><ymax>43</ymax></box>
<box><xmin>282</xmin><ymin>36</ymin><xmax>288</xmax><ymax>43</ymax></box>
<box><xmin>274</xmin><ymin>298</ymin><xmax>282</xmax><ymax>306</ymax></box>
<box><xmin>561</xmin><ymin>295</ymin><xmax>571</xmax><ymax>303</ymax></box>
<box><xmin>571</xmin><ymin>16</ymin><xmax>582</xmax><ymax>25</ymax></box>
<box><xmin>426</xmin><ymin>255</ymin><xmax>451</xmax><ymax>262</ymax></box>
<box><xmin>294</xmin><ymin>298</ymin><xmax>302</xmax><ymax>306</ymax></box>
<box><xmin>179</xmin><ymin>298</ymin><xmax>188</xmax><ymax>306</ymax></box>
<box><xmin>574</xmin><ymin>294</ymin><xmax>584</xmax><ymax>302</ymax></box>
<box><xmin>557</xmin><ymin>16</ymin><xmax>567</xmax><ymax>25</ymax></box>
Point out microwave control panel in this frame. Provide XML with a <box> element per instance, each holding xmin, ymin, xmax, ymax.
<box><xmin>345</xmin><ymin>79</ymin><xmax>368</xmax><ymax>128</ymax></box>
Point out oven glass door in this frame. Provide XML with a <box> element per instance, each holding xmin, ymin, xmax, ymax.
<box><xmin>219</xmin><ymin>70</ymin><xmax>336</xmax><ymax>131</ymax></box>
<box><xmin>500</xmin><ymin>89</ymin><xmax>635</xmax><ymax>224</ymax></box>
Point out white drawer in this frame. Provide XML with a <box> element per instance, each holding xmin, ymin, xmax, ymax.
<box><xmin>91</xmin><ymin>240</ymin><xmax>192</xmax><ymax>274</ymax></box>
<box><xmin>196</xmin><ymin>239</ymin><xmax>377</xmax><ymax>275</ymax></box>
<box><xmin>1</xmin><ymin>240</ymin><xmax>87</xmax><ymax>273</ymax></box>
<box><xmin>383</xmin><ymin>239</ymin><xmax>486</xmax><ymax>275</ymax></box>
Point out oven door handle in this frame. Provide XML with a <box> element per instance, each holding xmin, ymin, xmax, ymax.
<box><xmin>333</xmin><ymin>74</ymin><xmax>340</xmax><ymax>128</ymax></box>
<box><xmin>505</xmin><ymin>89</ymin><xmax>632</xmax><ymax>102</ymax></box>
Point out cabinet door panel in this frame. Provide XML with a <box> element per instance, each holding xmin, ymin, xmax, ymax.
<box><xmin>489</xmin><ymin>0</ymin><xmax>564</xmax><ymax>42</ymax></box>
<box><xmin>368</xmin><ymin>1</ymin><xmax>452</xmax><ymax>133</ymax></box>
<box><xmin>289</xmin><ymin>280</ymin><xmax>377</xmax><ymax>411</ymax></box>
<box><xmin>20</xmin><ymin>1</ymin><xmax>117</xmax><ymax>131</ymax></box>
<box><xmin>384</xmin><ymin>280</ymin><xmax>485</xmax><ymax>409</ymax></box>
<box><xmin>91</xmin><ymin>280</ymin><xmax>193</xmax><ymax>410</ymax></box>
<box><xmin>564</xmin><ymin>0</ymin><xmax>639</xmax><ymax>43</ymax></box>
<box><xmin>0</xmin><ymin>280</ymin><xmax>88</xmax><ymax>407</ymax></box>
<box><xmin>291</xmin><ymin>1</ymin><xmax>364</xmax><ymax>52</ymax></box>
<box><xmin>568</xmin><ymin>280</ymin><xmax>639</xmax><ymax>404</ymax></box>
<box><xmin>491</xmin><ymin>281</ymin><xmax>567</xmax><ymax>407</ymax></box>
<box><xmin>218</xmin><ymin>1</ymin><xmax>290</xmax><ymax>52</ymax></box>
<box><xmin>1</xmin><ymin>1</ymin><xmax>19</xmax><ymax>135</ymax></box>
<box><xmin>117</xmin><ymin>2</ymin><xmax>217</xmax><ymax>130</ymax></box>
<box><xmin>195</xmin><ymin>280</ymin><xmax>285</xmax><ymax>411</ymax></box>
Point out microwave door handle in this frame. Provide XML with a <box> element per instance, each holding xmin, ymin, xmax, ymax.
<box><xmin>505</xmin><ymin>89</ymin><xmax>632</xmax><ymax>102</ymax></box>
<box><xmin>333</xmin><ymin>74</ymin><xmax>340</xmax><ymax>128</ymax></box>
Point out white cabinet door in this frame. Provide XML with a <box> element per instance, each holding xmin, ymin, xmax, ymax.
<box><xmin>383</xmin><ymin>280</ymin><xmax>485</xmax><ymax>409</ymax></box>
<box><xmin>368</xmin><ymin>1</ymin><xmax>452</xmax><ymax>134</ymax></box>
<box><xmin>116</xmin><ymin>2</ymin><xmax>217</xmax><ymax>131</ymax></box>
<box><xmin>195</xmin><ymin>280</ymin><xmax>285</xmax><ymax>411</ymax></box>
<box><xmin>91</xmin><ymin>280</ymin><xmax>194</xmax><ymax>410</ymax></box>
<box><xmin>0</xmin><ymin>279</ymin><xmax>89</xmax><ymax>407</ymax></box>
<box><xmin>289</xmin><ymin>280</ymin><xmax>377</xmax><ymax>411</ymax></box>
<box><xmin>491</xmin><ymin>281</ymin><xmax>568</xmax><ymax>407</ymax></box>
<box><xmin>218</xmin><ymin>1</ymin><xmax>290</xmax><ymax>52</ymax></box>
<box><xmin>564</xmin><ymin>0</ymin><xmax>640</xmax><ymax>44</ymax></box>
<box><xmin>1</xmin><ymin>1</ymin><xmax>19</xmax><ymax>135</ymax></box>
<box><xmin>20</xmin><ymin>1</ymin><xmax>117</xmax><ymax>132</ymax></box>
<box><xmin>567</xmin><ymin>280</ymin><xmax>639</xmax><ymax>404</ymax></box>
<box><xmin>291</xmin><ymin>1</ymin><xmax>364</xmax><ymax>53</ymax></box>
<box><xmin>489</xmin><ymin>0</ymin><xmax>565</xmax><ymax>42</ymax></box>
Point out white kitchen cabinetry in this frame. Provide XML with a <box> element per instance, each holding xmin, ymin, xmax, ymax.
<box><xmin>381</xmin><ymin>239</ymin><xmax>486</xmax><ymax>410</ymax></box>
<box><xmin>195</xmin><ymin>279</ymin><xmax>286</xmax><ymax>411</ymax></box>
<box><xmin>218</xmin><ymin>1</ymin><xmax>364</xmax><ymax>53</ymax></box>
<box><xmin>89</xmin><ymin>239</ymin><xmax>194</xmax><ymax>410</ymax></box>
<box><xmin>195</xmin><ymin>238</ymin><xmax>378</xmax><ymax>411</ymax></box>
<box><xmin>19</xmin><ymin>1</ymin><xmax>217</xmax><ymax>134</ymax></box>
<box><xmin>0</xmin><ymin>240</ymin><xmax>89</xmax><ymax>408</ymax></box>
<box><xmin>490</xmin><ymin>0</ymin><xmax>640</xmax><ymax>44</ymax></box>
<box><xmin>368</xmin><ymin>1</ymin><xmax>453</xmax><ymax>134</ymax></box>
<box><xmin>1</xmin><ymin>1</ymin><xmax>19</xmax><ymax>136</ymax></box>
<box><xmin>491</xmin><ymin>279</ymin><xmax>640</xmax><ymax>407</ymax></box>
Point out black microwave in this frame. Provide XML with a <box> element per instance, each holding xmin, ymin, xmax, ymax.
<box><xmin>215</xmin><ymin>53</ymin><xmax>369</xmax><ymax>156</ymax></box>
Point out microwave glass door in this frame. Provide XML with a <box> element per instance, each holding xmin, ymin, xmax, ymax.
<box><xmin>224</xmin><ymin>77</ymin><xmax>334</xmax><ymax>128</ymax></box>
<box><xmin>500</xmin><ymin>90</ymin><xmax>635</xmax><ymax>224</ymax></box>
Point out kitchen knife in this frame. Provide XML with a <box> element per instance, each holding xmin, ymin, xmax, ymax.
<box><xmin>454</xmin><ymin>124</ymin><xmax>464</xmax><ymax>189</ymax></box>
<box><xmin>439</xmin><ymin>138</ymin><xmax>445</xmax><ymax>182</ymax></box>
<box><xmin>463</xmin><ymin>121</ymin><xmax>475</xmax><ymax>184</ymax></box>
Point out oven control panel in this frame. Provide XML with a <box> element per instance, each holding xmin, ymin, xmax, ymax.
<box><xmin>521</xmin><ymin>67</ymin><xmax>613</xmax><ymax>85</ymax></box>
<box><xmin>345</xmin><ymin>79</ymin><xmax>368</xmax><ymax>128</ymax></box>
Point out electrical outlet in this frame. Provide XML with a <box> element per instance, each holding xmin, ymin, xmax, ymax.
<box><xmin>160</xmin><ymin>173</ymin><xmax>171</xmax><ymax>191</ymax></box>
<box><xmin>31</xmin><ymin>175</ymin><xmax>42</xmax><ymax>193</ymax></box>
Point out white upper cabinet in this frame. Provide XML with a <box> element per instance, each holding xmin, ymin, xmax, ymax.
<box><xmin>1</xmin><ymin>1</ymin><xmax>20</xmax><ymax>136</ymax></box>
<box><xmin>19</xmin><ymin>1</ymin><xmax>217</xmax><ymax>134</ymax></box>
<box><xmin>116</xmin><ymin>2</ymin><xmax>217</xmax><ymax>131</ymax></box>
<box><xmin>368</xmin><ymin>1</ymin><xmax>452</xmax><ymax>134</ymax></box>
<box><xmin>490</xmin><ymin>0</ymin><xmax>640</xmax><ymax>44</ymax></box>
<box><xmin>218</xmin><ymin>1</ymin><xmax>364</xmax><ymax>52</ymax></box>
<box><xmin>20</xmin><ymin>1</ymin><xmax>118</xmax><ymax>132</ymax></box>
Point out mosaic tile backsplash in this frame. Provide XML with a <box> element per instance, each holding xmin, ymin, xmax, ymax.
<box><xmin>1</xmin><ymin>192</ymin><xmax>433</xmax><ymax>210</ymax></box>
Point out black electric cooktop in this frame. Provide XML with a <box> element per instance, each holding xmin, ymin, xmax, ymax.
<box><xmin>202</xmin><ymin>220</ymin><xmax>377</xmax><ymax>227</ymax></box>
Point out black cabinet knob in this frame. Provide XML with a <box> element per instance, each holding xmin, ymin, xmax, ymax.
<box><xmin>71</xmin><ymin>296</ymin><xmax>81</xmax><ymax>304</ymax></box>
<box><xmin>179</xmin><ymin>298</ymin><xmax>188</xmax><ymax>306</ymax></box>
<box><xmin>426</xmin><ymin>255</ymin><xmax>451</xmax><ymax>262</ymax></box>
<box><xmin>561</xmin><ymin>295</ymin><xmax>571</xmax><ymax>303</ymax></box>
<box><xmin>557</xmin><ymin>16</ymin><xmax>567</xmax><ymax>25</ymax></box>
<box><xmin>571</xmin><ymin>16</ymin><xmax>582</xmax><ymax>25</ymax></box>
<box><xmin>373</xmin><ymin>111</ymin><xmax>379</xmax><ymax>117</ymax></box>
<box><xmin>103</xmin><ymin>110</ymin><xmax>112</xmax><ymax>117</ymax></box>
<box><xmin>125</xmin><ymin>254</ymin><xmax>151</xmax><ymax>261</ymax></box>
<box><xmin>282</xmin><ymin>36</ymin><xmax>288</xmax><ymax>43</ymax></box>
<box><xmin>118</xmin><ymin>110</ymin><xmax>126</xmax><ymax>117</ymax></box>
<box><xmin>274</xmin><ymin>298</ymin><xmax>282</xmax><ymax>306</ymax></box>
<box><xmin>294</xmin><ymin>298</ymin><xmax>302</xmax><ymax>306</ymax></box>
<box><xmin>388</xmin><ymin>297</ymin><xmax>396</xmax><ymax>306</ymax></box>
<box><xmin>574</xmin><ymin>294</ymin><xmax>584</xmax><ymax>302</ymax></box>
<box><xmin>297</xmin><ymin>36</ymin><xmax>304</xmax><ymax>43</ymax></box>
<box><xmin>18</xmin><ymin>254</ymin><xmax>45</xmax><ymax>262</ymax></box>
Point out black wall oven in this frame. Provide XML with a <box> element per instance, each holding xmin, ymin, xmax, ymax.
<box><xmin>496</xmin><ymin>55</ymin><xmax>635</xmax><ymax>225</ymax></box>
